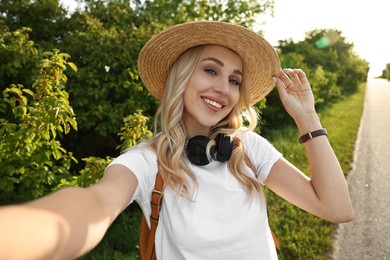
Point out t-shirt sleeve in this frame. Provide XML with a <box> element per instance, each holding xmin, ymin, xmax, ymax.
<box><xmin>240</xmin><ymin>131</ymin><xmax>283</xmax><ymax>183</ymax></box>
<box><xmin>104</xmin><ymin>145</ymin><xmax>158</xmax><ymax>208</ymax></box>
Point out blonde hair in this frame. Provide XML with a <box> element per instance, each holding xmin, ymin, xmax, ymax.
<box><xmin>148</xmin><ymin>45</ymin><xmax>263</xmax><ymax>198</ymax></box>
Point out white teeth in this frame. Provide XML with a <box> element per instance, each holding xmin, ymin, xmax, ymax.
<box><xmin>203</xmin><ymin>98</ymin><xmax>222</xmax><ymax>109</ymax></box>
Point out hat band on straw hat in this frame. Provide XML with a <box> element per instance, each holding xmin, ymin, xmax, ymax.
<box><xmin>138</xmin><ymin>20</ymin><xmax>281</xmax><ymax>105</ymax></box>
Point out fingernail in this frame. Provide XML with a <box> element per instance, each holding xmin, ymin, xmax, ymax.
<box><xmin>272</xmin><ymin>77</ymin><xmax>277</xmax><ymax>83</ymax></box>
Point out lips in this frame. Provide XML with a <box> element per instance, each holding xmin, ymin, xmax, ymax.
<box><xmin>202</xmin><ymin>97</ymin><xmax>223</xmax><ymax>109</ymax></box>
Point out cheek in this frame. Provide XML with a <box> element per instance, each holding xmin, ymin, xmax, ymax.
<box><xmin>231</xmin><ymin>87</ymin><xmax>241</xmax><ymax>105</ymax></box>
<box><xmin>183</xmin><ymin>86</ymin><xmax>197</xmax><ymax>111</ymax></box>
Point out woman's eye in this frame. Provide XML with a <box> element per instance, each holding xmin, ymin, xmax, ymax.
<box><xmin>229</xmin><ymin>78</ymin><xmax>241</xmax><ymax>86</ymax></box>
<box><xmin>204</xmin><ymin>68</ymin><xmax>217</xmax><ymax>75</ymax></box>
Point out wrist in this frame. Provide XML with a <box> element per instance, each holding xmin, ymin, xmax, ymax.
<box><xmin>299</xmin><ymin>128</ymin><xmax>328</xmax><ymax>143</ymax></box>
<box><xmin>294</xmin><ymin>112</ymin><xmax>322</xmax><ymax>134</ymax></box>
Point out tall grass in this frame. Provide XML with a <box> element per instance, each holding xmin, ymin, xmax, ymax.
<box><xmin>80</xmin><ymin>83</ymin><xmax>366</xmax><ymax>259</ymax></box>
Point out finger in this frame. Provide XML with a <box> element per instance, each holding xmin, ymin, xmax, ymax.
<box><xmin>283</xmin><ymin>68</ymin><xmax>301</xmax><ymax>85</ymax></box>
<box><xmin>279</xmin><ymin>69</ymin><xmax>293</xmax><ymax>87</ymax></box>
<box><xmin>293</xmin><ymin>69</ymin><xmax>309</xmax><ymax>84</ymax></box>
<box><xmin>273</xmin><ymin>76</ymin><xmax>288</xmax><ymax>101</ymax></box>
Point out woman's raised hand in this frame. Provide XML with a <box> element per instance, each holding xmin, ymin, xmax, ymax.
<box><xmin>274</xmin><ymin>68</ymin><xmax>316</xmax><ymax>123</ymax></box>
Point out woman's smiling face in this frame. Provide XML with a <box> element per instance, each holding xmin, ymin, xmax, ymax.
<box><xmin>182</xmin><ymin>45</ymin><xmax>243</xmax><ymax>137</ymax></box>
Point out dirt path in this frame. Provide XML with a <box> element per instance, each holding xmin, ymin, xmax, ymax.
<box><xmin>332</xmin><ymin>78</ymin><xmax>390</xmax><ymax>259</ymax></box>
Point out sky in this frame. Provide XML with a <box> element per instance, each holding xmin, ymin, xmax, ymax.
<box><xmin>257</xmin><ymin>0</ymin><xmax>390</xmax><ymax>77</ymax></box>
<box><xmin>61</xmin><ymin>0</ymin><xmax>390</xmax><ymax>77</ymax></box>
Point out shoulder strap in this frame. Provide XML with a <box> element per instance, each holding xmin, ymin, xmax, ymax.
<box><xmin>141</xmin><ymin>170</ymin><xmax>163</xmax><ymax>260</ymax></box>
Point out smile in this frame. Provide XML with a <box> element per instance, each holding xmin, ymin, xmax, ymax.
<box><xmin>202</xmin><ymin>98</ymin><xmax>223</xmax><ymax>109</ymax></box>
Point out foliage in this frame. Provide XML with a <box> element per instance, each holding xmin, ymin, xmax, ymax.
<box><xmin>56</xmin><ymin>110</ymin><xmax>153</xmax><ymax>190</ymax></box>
<box><xmin>0</xmin><ymin>22</ymin><xmax>40</xmax><ymax>98</ymax></box>
<box><xmin>0</xmin><ymin>30</ymin><xmax>154</xmax><ymax>202</ymax></box>
<box><xmin>381</xmin><ymin>63</ymin><xmax>390</xmax><ymax>80</ymax></box>
<box><xmin>117</xmin><ymin>110</ymin><xmax>153</xmax><ymax>152</ymax></box>
<box><xmin>133</xmin><ymin>0</ymin><xmax>274</xmax><ymax>28</ymax></box>
<box><xmin>279</xmin><ymin>29</ymin><xmax>369</xmax><ymax>95</ymax></box>
<box><xmin>58</xmin><ymin>11</ymin><xmax>156</xmax><ymax>154</ymax></box>
<box><xmin>56</xmin><ymin>156</ymin><xmax>113</xmax><ymax>189</ymax></box>
<box><xmin>0</xmin><ymin>0</ymin><xmax>69</xmax><ymax>49</ymax></box>
<box><xmin>262</xmin><ymin>29</ymin><xmax>369</xmax><ymax>130</ymax></box>
<box><xmin>0</xmin><ymin>50</ymin><xmax>77</xmax><ymax>204</ymax></box>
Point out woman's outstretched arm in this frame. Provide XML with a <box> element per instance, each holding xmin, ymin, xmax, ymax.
<box><xmin>0</xmin><ymin>164</ymin><xmax>137</xmax><ymax>259</ymax></box>
<box><xmin>264</xmin><ymin>68</ymin><xmax>353</xmax><ymax>223</ymax></box>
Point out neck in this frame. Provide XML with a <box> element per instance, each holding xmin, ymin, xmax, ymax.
<box><xmin>183</xmin><ymin>120</ymin><xmax>211</xmax><ymax>138</ymax></box>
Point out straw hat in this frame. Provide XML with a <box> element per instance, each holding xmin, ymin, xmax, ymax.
<box><xmin>138</xmin><ymin>20</ymin><xmax>281</xmax><ymax>105</ymax></box>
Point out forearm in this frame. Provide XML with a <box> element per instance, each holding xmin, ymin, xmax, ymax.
<box><xmin>0</xmin><ymin>187</ymin><xmax>111</xmax><ymax>259</ymax></box>
<box><xmin>272</xmin><ymin>68</ymin><xmax>353</xmax><ymax>222</ymax></box>
<box><xmin>296</xmin><ymin>114</ymin><xmax>353</xmax><ymax>222</ymax></box>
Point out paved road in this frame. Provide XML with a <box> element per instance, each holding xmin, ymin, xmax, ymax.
<box><xmin>332</xmin><ymin>78</ymin><xmax>390</xmax><ymax>259</ymax></box>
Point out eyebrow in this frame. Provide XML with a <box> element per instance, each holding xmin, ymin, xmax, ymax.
<box><xmin>201</xmin><ymin>57</ymin><xmax>242</xmax><ymax>76</ymax></box>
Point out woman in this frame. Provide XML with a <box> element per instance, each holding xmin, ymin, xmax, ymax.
<box><xmin>0</xmin><ymin>21</ymin><xmax>353</xmax><ymax>259</ymax></box>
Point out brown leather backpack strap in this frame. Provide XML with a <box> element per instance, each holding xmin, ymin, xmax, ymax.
<box><xmin>244</xmin><ymin>153</ymin><xmax>281</xmax><ymax>249</ymax></box>
<box><xmin>141</xmin><ymin>169</ymin><xmax>164</xmax><ymax>260</ymax></box>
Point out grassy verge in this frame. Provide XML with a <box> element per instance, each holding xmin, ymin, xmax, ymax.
<box><xmin>80</xmin><ymin>82</ymin><xmax>366</xmax><ymax>260</ymax></box>
<box><xmin>264</xmin><ymin>82</ymin><xmax>366</xmax><ymax>259</ymax></box>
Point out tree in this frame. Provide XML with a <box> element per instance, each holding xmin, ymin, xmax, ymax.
<box><xmin>278</xmin><ymin>29</ymin><xmax>368</xmax><ymax>95</ymax></box>
<box><xmin>132</xmin><ymin>0</ymin><xmax>273</xmax><ymax>28</ymax></box>
<box><xmin>261</xmin><ymin>29</ymin><xmax>369</xmax><ymax>129</ymax></box>
<box><xmin>381</xmin><ymin>63</ymin><xmax>390</xmax><ymax>80</ymax></box>
<box><xmin>0</xmin><ymin>22</ymin><xmax>39</xmax><ymax>98</ymax></box>
<box><xmin>0</xmin><ymin>0</ymin><xmax>69</xmax><ymax>50</ymax></box>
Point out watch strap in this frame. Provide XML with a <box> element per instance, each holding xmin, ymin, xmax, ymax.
<box><xmin>299</xmin><ymin>128</ymin><xmax>328</xmax><ymax>143</ymax></box>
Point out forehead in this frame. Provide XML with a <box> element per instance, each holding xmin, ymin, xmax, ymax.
<box><xmin>199</xmin><ymin>45</ymin><xmax>243</xmax><ymax>69</ymax></box>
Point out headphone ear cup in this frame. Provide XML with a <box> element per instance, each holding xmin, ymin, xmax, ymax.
<box><xmin>215</xmin><ymin>134</ymin><xmax>233</xmax><ymax>162</ymax></box>
<box><xmin>186</xmin><ymin>135</ymin><xmax>211</xmax><ymax>166</ymax></box>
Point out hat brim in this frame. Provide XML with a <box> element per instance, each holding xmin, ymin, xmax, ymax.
<box><xmin>138</xmin><ymin>21</ymin><xmax>281</xmax><ymax>105</ymax></box>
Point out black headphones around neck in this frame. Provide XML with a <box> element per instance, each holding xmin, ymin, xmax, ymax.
<box><xmin>185</xmin><ymin>133</ymin><xmax>233</xmax><ymax>166</ymax></box>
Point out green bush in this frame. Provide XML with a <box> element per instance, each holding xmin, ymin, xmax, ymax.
<box><xmin>0</xmin><ymin>30</ymin><xmax>153</xmax><ymax>203</ymax></box>
<box><xmin>0</xmin><ymin>50</ymin><xmax>77</xmax><ymax>203</ymax></box>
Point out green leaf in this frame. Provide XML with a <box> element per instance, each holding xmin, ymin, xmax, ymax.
<box><xmin>67</xmin><ymin>62</ymin><xmax>78</xmax><ymax>72</ymax></box>
<box><xmin>64</xmin><ymin>122</ymin><xmax>70</xmax><ymax>134</ymax></box>
<box><xmin>19</xmin><ymin>167</ymin><xmax>26</xmax><ymax>174</ymax></box>
<box><xmin>42</xmin><ymin>130</ymin><xmax>50</xmax><ymax>140</ymax></box>
<box><xmin>22</xmin><ymin>89</ymin><xmax>34</xmax><ymax>96</ymax></box>
<box><xmin>53</xmin><ymin>149</ymin><xmax>62</xmax><ymax>160</ymax></box>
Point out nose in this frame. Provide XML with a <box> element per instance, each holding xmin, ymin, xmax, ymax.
<box><xmin>214</xmin><ymin>78</ymin><xmax>230</xmax><ymax>96</ymax></box>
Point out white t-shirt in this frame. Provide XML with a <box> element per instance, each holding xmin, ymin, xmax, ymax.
<box><xmin>106</xmin><ymin>130</ymin><xmax>282</xmax><ymax>259</ymax></box>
